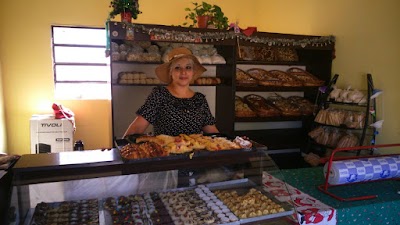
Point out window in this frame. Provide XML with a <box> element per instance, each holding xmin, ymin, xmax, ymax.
<box><xmin>52</xmin><ymin>26</ymin><xmax>110</xmax><ymax>100</ymax></box>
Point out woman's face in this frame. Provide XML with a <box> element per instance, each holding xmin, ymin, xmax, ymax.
<box><xmin>169</xmin><ymin>57</ymin><xmax>194</xmax><ymax>86</ymax></box>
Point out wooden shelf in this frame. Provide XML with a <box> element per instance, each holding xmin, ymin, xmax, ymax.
<box><xmin>235</xmin><ymin>115</ymin><xmax>312</xmax><ymax>122</ymax></box>
<box><xmin>236</xmin><ymin>86</ymin><xmax>320</xmax><ymax>92</ymax></box>
<box><xmin>236</xmin><ymin>61</ymin><xmax>306</xmax><ymax>66</ymax></box>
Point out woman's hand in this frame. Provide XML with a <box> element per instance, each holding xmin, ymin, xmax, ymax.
<box><xmin>203</xmin><ymin>125</ymin><xmax>219</xmax><ymax>134</ymax></box>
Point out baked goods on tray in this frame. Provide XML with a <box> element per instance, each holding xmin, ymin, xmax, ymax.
<box><xmin>236</xmin><ymin>68</ymin><xmax>258</xmax><ymax>87</ymax></box>
<box><xmin>246</xmin><ymin>68</ymin><xmax>283</xmax><ymax>86</ymax></box>
<box><xmin>287</xmin><ymin>96</ymin><xmax>316</xmax><ymax>116</ymax></box>
<box><xmin>243</xmin><ymin>94</ymin><xmax>281</xmax><ymax>117</ymax></box>
<box><xmin>120</xmin><ymin>134</ymin><xmax>252</xmax><ymax>160</ymax></box>
<box><xmin>267</xmin><ymin>95</ymin><xmax>302</xmax><ymax>117</ymax></box>
<box><xmin>267</xmin><ymin>70</ymin><xmax>303</xmax><ymax>87</ymax></box>
<box><xmin>286</xmin><ymin>67</ymin><xmax>325</xmax><ymax>86</ymax></box>
<box><xmin>120</xmin><ymin>142</ymin><xmax>170</xmax><ymax>159</ymax></box>
<box><xmin>214</xmin><ymin>188</ymin><xmax>285</xmax><ymax>219</ymax></box>
<box><xmin>235</xmin><ymin>96</ymin><xmax>257</xmax><ymax>117</ymax></box>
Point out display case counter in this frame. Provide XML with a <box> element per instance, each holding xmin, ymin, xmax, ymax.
<box><xmin>8</xmin><ymin>145</ymin><xmax>298</xmax><ymax>225</ymax></box>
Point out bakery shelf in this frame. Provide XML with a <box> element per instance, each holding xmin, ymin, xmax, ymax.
<box><xmin>235</xmin><ymin>115</ymin><xmax>312</xmax><ymax>122</ymax></box>
<box><xmin>314</xmin><ymin>122</ymin><xmax>365</xmax><ymax>130</ymax></box>
<box><xmin>235</xmin><ymin>86</ymin><xmax>319</xmax><ymax>92</ymax></box>
<box><xmin>325</xmin><ymin>101</ymin><xmax>368</xmax><ymax>107</ymax></box>
<box><xmin>236</xmin><ymin>60</ymin><xmax>306</xmax><ymax>66</ymax></box>
<box><xmin>306</xmin><ymin>74</ymin><xmax>377</xmax><ymax>156</ymax></box>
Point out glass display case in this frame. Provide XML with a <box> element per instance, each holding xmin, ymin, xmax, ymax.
<box><xmin>6</xmin><ymin>137</ymin><xmax>298</xmax><ymax>225</ymax></box>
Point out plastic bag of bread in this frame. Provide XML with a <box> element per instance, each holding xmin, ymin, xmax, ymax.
<box><xmin>354</xmin><ymin>111</ymin><xmax>366</xmax><ymax>128</ymax></box>
<box><xmin>314</xmin><ymin>109</ymin><xmax>328</xmax><ymax>124</ymax></box>
<box><xmin>336</xmin><ymin>133</ymin><xmax>359</xmax><ymax>148</ymax></box>
<box><xmin>347</xmin><ymin>89</ymin><xmax>365</xmax><ymax>103</ymax></box>
<box><xmin>325</xmin><ymin>109</ymin><xmax>345</xmax><ymax>126</ymax></box>
<box><xmin>211</xmin><ymin>54</ymin><xmax>226</xmax><ymax>64</ymax></box>
<box><xmin>308</xmin><ymin>126</ymin><xmax>324</xmax><ymax>139</ymax></box>
<box><xmin>344</xmin><ymin>111</ymin><xmax>366</xmax><ymax>129</ymax></box>
<box><xmin>327</xmin><ymin>128</ymin><xmax>342</xmax><ymax>147</ymax></box>
<box><xmin>328</xmin><ymin>86</ymin><xmax>341</xmax><ymax>101</ymax></box>
<box><xmin>337</xmin><ymin>86</ymin><xmax>352</xmax><ymax>103</ymax></box>
<box><xmin>315</xmin><ymin>127</ymin><xmax>330</xmax><ymax>145</ymax></box>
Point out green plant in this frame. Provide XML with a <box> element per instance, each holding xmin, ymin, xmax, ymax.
<box><xmin>109</xmin><ymin>0</ymin><xmax>142</xmax><ymax>19</ymax></box>
<box><xmin>183</xmin><ymin>2</ymin><xmax>229</xmax><ymax>29</ymax></box>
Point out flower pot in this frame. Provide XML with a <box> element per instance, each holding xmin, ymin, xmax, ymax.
<box><xmin>120</xmin><ymin>12</ymin><xmax>132</xmax><ymax>23</ymax></box>
<box><xmin>197</xmin><ymin>15</ymin><xmax>211</xmax><ymax>28</ymax></box>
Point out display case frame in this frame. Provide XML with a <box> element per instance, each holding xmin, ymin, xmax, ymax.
<box><xmin>7</xmin><ymin>144</ymin><xmax>298</xmax><ymax>225</ymax></box>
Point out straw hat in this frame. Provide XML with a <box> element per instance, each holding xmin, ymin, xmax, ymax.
<box><xmin>155</xmin><ymin>47</ymin><xmax>206</xmax><ymax>83</ymax></box>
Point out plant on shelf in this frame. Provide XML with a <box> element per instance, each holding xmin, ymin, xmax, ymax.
<box><xmin>109</xmin><ymin>0</ymin><xmax>142</xmax><ymax>22</ymax></box>
<box><xmin>183</xmin><ymin>2</ymin><xmax>229</xmax><ymax>29</ymax></box>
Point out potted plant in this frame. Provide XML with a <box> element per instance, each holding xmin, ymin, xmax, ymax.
<box><xmin>109</xmin><ymin>0</ymin><xmax>142</xmax><ymax>22</ymax></box>
<box><xmin>183</xmin><ymin>2</ymin><xmax>229</xmax><ymax>29</ymax></box>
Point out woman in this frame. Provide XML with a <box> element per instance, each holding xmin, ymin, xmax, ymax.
<box><xmin>124</xmin><ymin>47</ymin><xmax>219</xmax><ymax>137</ymax></box>
<box><xmin>124</xmin><ymin>47</ymin><xmax>220</xmax><ymax>189</ymax></box>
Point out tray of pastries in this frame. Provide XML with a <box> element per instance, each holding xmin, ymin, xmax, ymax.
<box><xmin>207</xmin><ymin>179</ymin><xmax>294</xmax><ymax>223</ymax></box>
<box><xmin>267</xmin><ymin>70</ymin><xmax>303</xmax><ymax>87</ymax></box>
<box><xmin>31</xmin><ymin>199</ymin><xmax>100</xmax><ymax>225</ymax></box>
<box><xmin>236</xmin><ymin>68</ymin><xmax>258</xmax><ymax>87</ymax></box>
<box><xmin>102</xmin><ymin>187</ymin><xmax>241</xmax><ymax>225</ymax></box>
<box><xmin>267</xmin><ymin>95</ymin><xmax>302</xmax><ymax>117</ymax></box>
<box><xmin>286</xmin><ymin>67</ymin><xmax>325</xmax><ymax>86</ymax></box>
<box><xmin>243</xmin><ymin>94</ymin><xmax>281</xmax><ymax>117</ymax></box>
<box><xmin>116</xmin><ymin>134</ymin><xmax>256</xmax><ymax>163</ymax></box>
<box><xmin>246</xmin><ymin>68</ymin><xmax>283</xmax><ymax>87</ymax></box>
<box><xmin>235</xmin><ymin>96</ymin><xmax>257</xmax><ymax>118</ymax></box>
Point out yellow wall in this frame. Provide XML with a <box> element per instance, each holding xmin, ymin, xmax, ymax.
<box><xmin>0</xmin><ymin>0</ymin><xmax>399</xmax><ymax>155</ymax></box>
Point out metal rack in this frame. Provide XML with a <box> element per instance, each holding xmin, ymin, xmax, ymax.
<box><xmin>306</xmin><ymin>74</ymin><xmax>377</xmax><ymax>156</ymax></box>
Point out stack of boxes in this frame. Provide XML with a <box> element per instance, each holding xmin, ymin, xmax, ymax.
<box><xmin>30</xmin><ymin>114</ymin><xmax>74</xmax><ymax>153</ymax></box>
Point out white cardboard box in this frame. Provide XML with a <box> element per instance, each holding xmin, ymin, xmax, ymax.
<box><xmin>30</xmin><ymin>114</ymin><xmax>74</xmax><ymax>154</ymax></box>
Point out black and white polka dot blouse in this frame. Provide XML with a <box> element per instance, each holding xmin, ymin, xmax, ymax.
<box><xmin>136</xmin><ymin>86</ymin><xmax>216</xmax><ymax>136</ymax></box>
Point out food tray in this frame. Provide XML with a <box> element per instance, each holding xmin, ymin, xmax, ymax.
<box><xmin>29</xmin><ymin>199</ymin><xmax>100</xmax><ymax>225</ymax></box>
<box><xmin>206</xmin><ymin>179</ymin><xmax>294</xmax><ymax>224</ymax></box>
<box><xmin>115</xmin><ymin>133</ymin><xmax>266</xmax><ymax>164</ymax></box>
